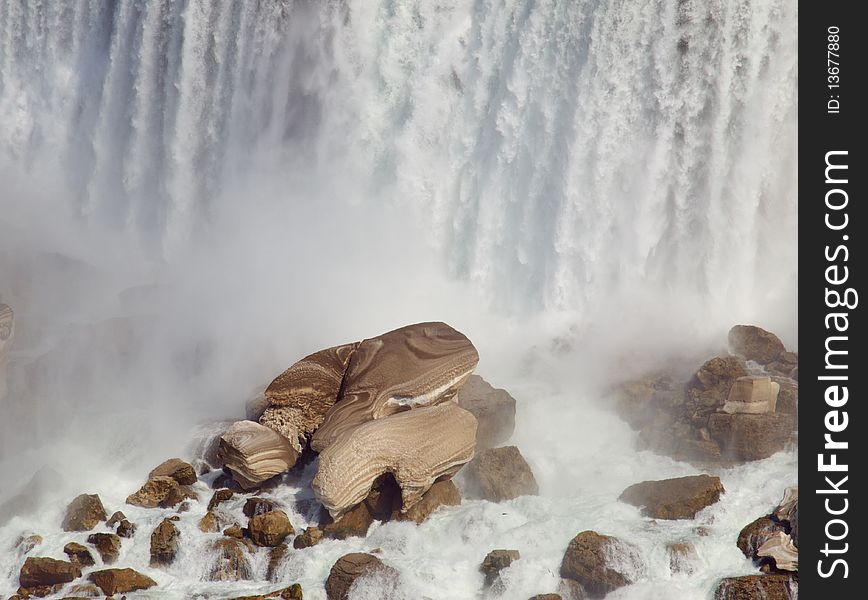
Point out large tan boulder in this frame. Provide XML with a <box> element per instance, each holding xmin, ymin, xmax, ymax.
<box><xmin>462</xmin><ymin>446</ymin><xmax>538</xmax><ymax>502</ymax></box>
<box><xmin>560</xmin><ymin>531</ymin><xmax>641</xmax><ymax>599</ymax></box>
<box><xmin>88</xmin><ymin>568</ymin><xmax>156</xmax><ymax>596</ymax></box>
<box><xmin>61</xmin><ymin>494</ymin><xmax>107</xmax><ymax>532</ymax></box>
<box><xmin>728</xmin><ymin>325</ymin><xmax>787</xmax><ymax>365</ymax></box>
<box><xmin>148</xmin><ymin>458</ymin><xmax>197</xmax><ymax>485</ymax></box>
<box><xmin>618</xmin><ymin>475</ymin><xmax>724</xmax><ymax>519</ymax></box>
<box><xmin>312</xmin><ymin>322</ymin><xmax>479</xmax><ymax>452</ymax></box>
<box><xmin>19</xmin><ymin>557</ymin><xmax>81</xmax><ymax>591</ymax></box>
<box><xmin>313</xmin><ymin>402</ymin><xmax>477</xmax><ymax>518</ymax></box>
<box><xmin>218</xmin><ymin>420</ymin><xmax>299</xmax><ymax>489</ymax></box>
<box><xmin>126</xmin><ymin>475</ymin><xmax>188</xmax><ymax>508</ymax></box>
<box><xmin>325</xmin><ymin>553</ymin><xmax>398</xmax><ymax>600</ymax></box>
<box><xmin>713</xmin><ymin>574</ymin><xmax>796</xmax><ymax>599</ymax></box>
<box><xmin>456</xmin><ymin>375</ymin><xmax>516</xmax><ymax>449</ymax></box>
<box><xmin>260</xmin><ymin>342</ymin><xmax>359</xmax><ymax>450</ymax></box>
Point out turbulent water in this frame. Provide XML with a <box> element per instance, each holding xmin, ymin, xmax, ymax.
<box><xmin>0</xmin><ymin>0</ymin><xmax>797</xmax><ymax>599</ymax></box>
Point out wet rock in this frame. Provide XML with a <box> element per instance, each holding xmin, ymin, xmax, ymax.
<box><xmin>456</xmin><ymin>375</ymin><xmax>517</xmax><ymax>449</ymax></box>
<box><xmin>199</xmin><ymin>510</ymin><xmax>229</xmax><ymax>533</ymax></box>
<box><xmin>325</xmin><ymin>553</ymin><xmax>398</xmax><ymax>600</ymax></box>
<box><xmin>229</xmin><ymin>584</ymin><xmax>303</xmax><ymax>600</ymax></box>
<box><xmin>16</xmin><ymin>535</ymin><xmax>42</xmax><ymax>555</ymax></box>
<box><xmin>396</xmin><ymin>480</ymin><xmax>461</xmax><ymax>524</ymax></box>
<box><xmin>126</xmin><ymin>475</ymin><xmax>185</xmax><ymax>508</ymax></box>
<box><xmin>63</xmin><ymin>543</ymin><xmax>95</xmax><ymax>568</ymax></box>
<box><xmin>208</xmin><ymin>538</ymin><xmax>253</xmax><ymax>581</ymax></box>
<box><xmin>208</xmin><ymin>488</ymin><xmax>234</xmax><ymax>511</ymax></box>
<box><xmin>462</xmin><ymin>445</ymin><xmax>539</xmax><ymax>501</ymax></box>
<box><xmin>737</xmin><ymin>516</ymin><xmax>787</xmax><ymax>561</ymax></box>
<box><xmin>248</xmin><ymin>510</ymin><xmax>293</xmax><ymax>547</ymax></box>
<box><xmin>480</xmin><ymin>549</ymin><xmax>520</xmax><ymax>587</ymax></box>
<box><xmin>560</xmin><ymin>531</ymin><xmax>640</xmax><ymax>599</ymax></box>
<box><xmin>105</xmin><ymin>511</ymin><xmax>126</xmax><ymax>528</ymax></box>
<box><xmin>86</xmin><ymin>533</ymin><xmax>121</xmax><ymax>564</ymax></box>
<box><xmin>243</xmin><ymin>497</ymin><xmax>277</xmax><ymax>517</ymax></box>
<box><xmin>19</xmin><ymin>557</ymin><xmax>81</xmax><ymax>590</ymax></box>
<box><xmin>266</xmin><ymin>544</ymin><xmax>289</xmax><ymax>581</ymax></box>
<box><xmin>66</xmin><ymin>582</ymin><xmax>103</xmax><ymax>597</ymax></box>
<box><xmin>757</xmin><ymin>532</ymin><xmax>798</xmax><ymax>572</ymax></box>
<box><xmin>707</xmin><ymin>413</ymin><xmax>793</xmax><ymax>461</ymax></box>
<box><xmin>116</xmin><ymin>518</ymin><xmax>136</xmax><ymax>538</ymax></box>
<box><xmin>218</xmin><ymin>420</ymin><xmax>299</xmax><ymax>489</ymax></box>
<box><xmin>150</xmin><ymin>518</ymin><xmax>180</xmax><ymax>566</ymax></box>
<box><xmin>529</xmin><ymin>596</ymin><xmax>563</xmax><ymax>600</ymax></box>
<box><xmin>61</xmin><ymin>494</ymin><xmax>107</xmax><ymax>532</ymax></box>
<box><xmin>666</xmin><ymin>542</ymin><xmax>700</xmax><ymax>575</ymax></box>
<box><xmin>618</xmin><ymin>475</ymin><xmax>724</xmax><ymax>519</ymax></box>
<box><xmin>686</xmin><ymin>356</ymin><xmax>748</xmax><ymax>417</ymax></box>
<box><xmin>293</xmin><ymin>526</ymin><xmax>323</xmax><ymax>549</ymax></box>
<box><xmin>713</xmin><ymin>574</ymin><xmax>796</xmax><ymax>600</ymax></box>
<box><xmin>148</xmin><ymin>458</ymin><xmax>197</xmax><ymax>486</ymax></box>
<box><xmin>728</xmin><ymin>325</ymin><xmax>787</xmax><ymax>365</ymax></box>
<box><xmin>88</xmin><ymin>568</ymin><xmax>156</xmax><ymax>596</ymax></box>
<box><xmin>322</xmin><ymin>501</ymin><xmax>375</xmax><ymax>540</ymax></box>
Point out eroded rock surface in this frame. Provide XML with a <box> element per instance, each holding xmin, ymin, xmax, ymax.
<box><xmin>219</xmin><ymin>420</ymin><xmax>299</xmax><ymax>489</ymax></box>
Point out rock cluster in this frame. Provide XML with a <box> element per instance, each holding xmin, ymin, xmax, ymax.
<box><xmin>614</xmin><ymin>324</ymin><xmax>797</xmax><ymax>464</ymax></box>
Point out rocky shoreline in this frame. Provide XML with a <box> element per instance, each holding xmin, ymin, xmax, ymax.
<box><xmin>2</xmin><ymin>316</ymin><xmax>798</xmax><ymax>599</ymax></box>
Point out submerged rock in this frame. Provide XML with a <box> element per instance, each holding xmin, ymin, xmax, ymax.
<box><xmin>150</xmin><ymin>518</ymin><xmax>180</xmax><ymax>566</ymax></box>
<box><xmin>559</xmin><ymin>531</ymin><xmax>640</xmax><ymax>599</ymax></box>
<box><xmin>456</xmin><ymin>374</ymin><xmax>516</xmax><ymax>449</ymax></box>
<box><xmin>61</xmin><ymin>494</ymin><xmax>107</xmax><ymax>532</ymax></box>
<box><xmin>713</xmin><ymin>574</ymin><xmax>796</xmax><ymax>600</ymax></box>
<box><xmin>325</xmin><ymin>553</ymin><xmax>398</xmax><ymax>600</ymax></box>
<box><xmin>88</xmin><ymin>568</ymin><xmax>156</xmax><ymax>596</ymax></box>
<box><xmin>313</xmin><ymin>403</ymin><xmax>477</xmax><ymax>518</ymax></box>
<box><xmin>666</xmin><ymin>542</ymin><xmax>700</xmax><ymax>575</ymax></box>
<box><xmin>480</xmin><ymin>549</ymin><xmax>520</xmax><ymax>587</ymax></box>
<box><xmin>462</xmin><ymin>445</ymin><xmax>538</xmax><ymax>502</ymax></box>
<box><xmin>208</xmin><ymin>538</ymin><xmax>253</xmax><ymax>581</ymax></box>
<box><xmin>312</xmin><ymin>322</ymin><xmax>479</xmax><ymax>452</ymax></box>
<box><xmin>618</xmin><ymin>475</ymin><xmax>724</xmax><ymax>519</ymax></box>
<box><xmin>219</xmin><ymin>420</ymin><xmax>299</xmax><ymax>489</ymax></box>
<box><xmin>728</xmin><ymin>325</ymin><xmax>787</xmax><ymax>365</ymax></box>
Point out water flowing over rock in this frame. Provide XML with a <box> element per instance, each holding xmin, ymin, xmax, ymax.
<box><xmin>148</xmin><ymin>458</ymin><xmax>197</xmax><ymax>485</ymax></box>
<box><xmin>243</xmin><ymin>497</ymin><xmax>277</xmax><ymax>518</ymax></box>
<box><xmin>728</xmin><ymin>325</ymin><xmax>787</xmax><ymax>365</ymax></box>
<box><xmin>0</xmin><ymin>303</ymin><xmax>12</xmax><ymax>400</ymax></box>
<box><xmin>218</xmin><ymin>420</ymin><xmax>299</xmax><ymax>489</ymax></box>
<box><xmin>480</xmin><ymin>549</ymin><xmax>520</xmax><ymax>587</ymax></box>
<box><xmin>86</xmin><ymin>533</ymin><xmax>121</xmax><ymax>564</ymax></box>
<box><xmin>707</xmin><ymin>413</ymin><xmax>793</xmax><ymax>461</ymax></box>
<box><xmin>618</xmin><ymin>475</ymin><xmax>724</xmax><ymax>519</ymax></box>
<box><xmin>312</xmin><ymin>322</ymin><xmax>479</xmax><ymax>452</ymax></box>
<box><xmin>150</xmin><ymin>518</ymin><xmax>180</xmax><ymax>566</ymax></box>
<box><xmin>260</xmin><ymin>342</ymin><xmax>360</xmax><ymax>449</ymax></box>
<box><xmin>737</xmin><ymin>517</ymin><xmax>787</xmax><ymax>562</ymax></box>
<box><xmin>61</xmin><ymin>494</ymin><xmax>107</xmax><ymax>532</ymax></box>
<box><xmin>88</xmin><ymin>568</ymin><xmax>156</xmax><ymax>596</ymax></box>
<box><xmin>208</xmin><ymin>539</ymin><xmax>253</xmax><ymax>582</ymax></box>
<box><xmin>462</xmin><ymin>445</ymin><xmax>539</xmax><ymax>502</ymax></box>
<box><xmin>713</xmin><ymin>574</ymin><xmax>796</xmax><ymax>600</ymax></box>
<box><xmin>559</xmin><ymin>531</ymin><xmax>641</xmax><ymax>599</ymax></box>
<box><xmin>666</xmin><ymin>542</ymin><xmax>700</xmax><ymax>575</ymax></box>
<box><xmin>313</xmin><ymin>402</ymin><xmax>477</xmax><ymax>518</ymax></box>
<box><xmin>248</xmin><ymin>510</ymin><xmax>294</xmax><ymax>547</ymax></box>
<box><xmin>325</xmin><ymin>553</ymin><xmax>398</xmax><ymax>600</ymax></box>
<box><xmin>456</xmin><ymin>375</ymin><xmax>517</xmax><ymax>449</ymax></box>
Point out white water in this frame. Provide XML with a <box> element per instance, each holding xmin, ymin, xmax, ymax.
<box><xmin>0</xmin><ymin>0</ymin><xmax>797</xmax><ymax>598</ymax></box>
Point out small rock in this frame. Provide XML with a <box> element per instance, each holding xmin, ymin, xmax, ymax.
<box><xmin>248</xmin><ymin>510</ymin><xmax>293</xmax><ymax>547</ymax></box>
<box><xmin>322</xmin><ymin>501</ymin><xmax>374</xmax><ymax>540</ymax></box>
<box><xmin>88</xmin><ymin>568</ymin><xmax>156</xmax><ymax>596</ymax></box>
<box><xmin>199</xmin><ymin>510</ymin><xmax>228</xmax><ymax>533</ymax></box>
<box><xmin>293</xmin><ymin>526</ymin><xmax>324</xmax><ymax>549</ymax></box>
<box><xmin>148</xmin><ymin>458</ymin><xmax>197</xmax><ymax>485</ymax></box>
<box><xmin>480</xmin><ymin>549</ymin><xmax>520</xmax><ymax>587</ymax></box>
<box><xmin>243</xmin><ymin>497</ymin><xmax>277</xmax><ymax>518</ymax></box>
<box><xmin>106</xmin><ymin>511</ymin><xmax>126</xmax><ymax>528</ymax></box>
<box><xmin>63</xmin><ymin>543</ymin><xmax>95</xmax><ymax>568</ymax></box>
<box><xmin>61</xmin><ymin>494</ymin><xmax>107</xmax><ymax>532</ymax></box>
<box><xmin>618</xmin><ymin>475</ymin><xmax>725</xmax><ymax>519</ymax></box>
<box><xmin>560</xmin><ymin>531</ymin><xmax>640</xmax><ymax>599</ymax></box>
<box><xmin>66</xmin><ymin>582</ymin><xmax>103</xmax><ymax>597</ymax></box>
<box><xmin>116</xmin><ymin>519</ymin><xmax>136</xmax><ymax>538</ymax></box>
<box><xmin>228</xmin><ymin>584</ymin><xmax>303</xmax><ymax>600</ymax></box>
<box><xmin>462</xmin><ymin>446</ymin><xmax>539</xmax><ymax>501</ymax></box>
<box><xmin>325</xmin><ymin>553</ymin><xmax>398</xmax><ymax>600</ymax></box>
<box><xmin>208</xmin><ymin>489</ymin><xmax>234</xmax><ymax>511</ymax></box>
<box><xmin>713</xmin><ymin>574</ymin><xmax>796</xmax><ymax>600</ymax></box>
<box><xmin>126</xmin><ymin>475</ymin><xmax>185</xmax><ymax>508</ymax></box>
<box><xmin>150</xmin><ymin>518</ymin><xmax>180</xmax><ymax>566</ymax></box>
<box><xmin>224</xmin><ymin>525</ymin><xmax>246</xmax><ymax>539</ymax></box>
<box><xmin>86</xmin><ymin>533</ymin><xmax>121</xmax><ymax>564</ymax></box>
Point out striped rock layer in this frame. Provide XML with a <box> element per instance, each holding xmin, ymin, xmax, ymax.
<box><xmin>0</xmin><ymin>304</ymin><xmax>13</xmax><ymax>354</ymax></box>
<box><xmin>258</xmin><ymin>342</ymin><xmax>359</xmax><ymax>450</ymax></box>
<box><xmin>218</xmin><ymin>421</ymin><xmax>299</xmax><ymax>489</ymax></box>
<box><xmin>311</xmin><ymin>322</ymin><xmax>479</xmax><ymax>452</ymax></box>
<box><xmin>312</xmin><ymin>403</ymin><xmax>478</xmax><ymax>518</ymax></box>
<box><xmin>723</xmin><ymin>376</ymin><xmax>781</xmax><ymax>414</ymax></box>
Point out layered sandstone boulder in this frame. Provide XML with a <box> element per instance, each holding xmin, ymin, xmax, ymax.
<box><xmin>313</xmin><ymin>403</ymin><xmax>477</xmax><ymax>518</ymax></box>
<box><xmin>311</xmin><ymin>322</ymin><xmax>479</xmax><ymax>452</ymax></box>
<box><xmin>722</xmin><ymin>376</ymin><xmax>780</xmax><ymax>414</ymax></box>
<box><xmin>728</xmin><ymin>325</ymin><xmax>787</xmax><ymax>365</ymax></box>
<box><xmin>618</xmin><ymin>475</ymin><xmax>724</xmax><ymax>520</ymax></box>
<box><xmin>462</xmin><ymin>445</ymin><xmax>539</xmax><ymax>502</ymax></box>
<box><xmin>737</xmin><ymin>487</ymin><xmax>799</xmax><ymax>573</ymax></box>
<box><xmin>260</xmin><ymin>342</ymin><xmax>359</xmax><ymax>450</ymax></box>
<box><xmin>218</xmin><ymin>420</ymin><xmax>299</xmax><ymax>489</ymax></box>
<box><xmin>61</xmin><ymin>494</ymin><xmax>107</xmax><ymax>532</ymax></box>
<box><xmin>559</xmin><ymin>531</ymin><xmax>641</xmax><ymax>599</ymax></box>
<box><xmin>757</xmin><ymin>532</ymin><xmax>798</xmax><ymax>572</ymax></box>
<box><xmin>456</xmin><ymin>375</ymin><xmax>517</xmax><ymax>449</ymax></box>
<box><xmin>738</xmin><ymin>516</ymin><xmax>787</xmax><ymax>561</ymax></box>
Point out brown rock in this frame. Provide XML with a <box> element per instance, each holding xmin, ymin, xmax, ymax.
<box><xmin>15</xmin><ymin>535</ymin><xmax>43</xmax><ymax>555</ymax></box>
<box><xmin>480</xmin><ymin>549</ymin><xmax>520</xmax><ymax>587</ymax></box>
<box><xmin>267</xmin><ymin>544</ymin><xmax>289</xmax><ymax>581</ymax></box>
<box><xmin>243</xmin><ymin>497</ymin><xmax>277</xmax><ymax>517</ymax></box>
<box><xmin>208</xmin><ymin>488</ymin><xmax>234</xmax><ymax>510</ymax></box>
<box><xmin>322</xmin><ymin>501</ymin><xmax>374</xmax><ymax>540</ymax></box>
<box><xmin>63</xmin><ymin>543</ymin><xmax>95</xmax><ymax>568</ymax></box>
<box><xmin>686</xmin><ymin>356</ymin><xmax>748</xmax><ymax>416</ymax></box>
<box><xmin>148</xmin><ymin>458</ymin><xmax>197</xmax><ymax>485</ymax></box>
<box><xmin>116</xmin><ymin>519</ymin><xmax>136</xmax><ymax>538</ymax></box>
<box><xmin>713</xmin><ymin>574</ymin><xmax>796</xmax><ymax>600</ymax></box>
<box><xmin>61</xmin><ymin>494</ymin><xmax>107</xmax><ymax>532</ymax></box>
<box><xmin>728</xmin><ymin>325</ymin><xmax>786</xmax><ymax>365</ymax></box>
<box><xmin>19</xmin><ymin>557</ymin><xmax>81</xmax><ymax>589</ymax></box>
<box><xmin>456</xmin><ymin>375</ymin><xmax>517</xmax><ymax>449</ymax></box>
<box><xmin>224</xmin><ymin>525</ymin><xmax>246</xmax><ymax>539</ymax></box>
<box><xmin>105</xmin><ymin>511</ymin><xmax>126</xmax><ymax>528</ymax></box>
<box><xmin>396</xmin><ymin>480</ymin><xmax>461</xmax><ymax>524</ymax></box>
<box><xmin>66</xmin><ymin>582</ymin><xmax>102</xmax><ymax>597</ymax></box>
<box><xmin>86</xmin><ymin>533</ymin><xmax>121</xmax><ymax>564</ymax></box>
<box><xmin>666</xmin><ymin>542</ymin><xmax>699</xmax><ymax>575</ymax></box>
<box><xmin>463</xmin><ymin>446</ymin><xmax>539</xmax><ymax>501</ymax></box>
<box><xmin>229</xmin><ymin>584</ymin><xmax>303</xmax><ymax>600</ymax></box>
<box><xmin>325</xmin><ymin>553</ymin><xmax>398</xmax><ymax>600</ymax></box>
<box><xmin>248</xmin><ymin>510</ymin><xmax>293</xmax><ymax>547</ymax></box>
<box><xmin>618</xmin><ymin>475</ymin><xmax>724</xmax><ymax>519</ymax></box>
<box><xmin>150</xmin><ymin>518</ymin><xmax>180</xmax><ymax>566</ymax></box>
<box><xmin>208</xmin><ymin>538</ymin><xmax>253</xmax><ymax>581</ymax></box>
<box><xmin>529</xmin><ymin>596</ymin><xmax>562</xmax><ymax>600</ymax></box>
<box><xmin>126</xmin><ymin>475</ymin><xmax>185</xmax><ymax>508</ymax></box>
<box><xmin>88</xmin><ymin>568</ymin><xmax>156</xmax><ymax>596</ymax></box>
<box><xmin>707</xmin><ymin>413</ymin><xmax>794</xmax><ymax>461</ymax></box>
<box><xmin>737</xmin><ymin>516</ymin><xmax>787</xmax><ymax>560</ymax></box>
<box><xmin>199</xmin><ymin>510</ymin><xmax>228</xmax><ymax>533</ymax></box>
<box><xmin>293</xmin><ymin>526</ymin><xmax>324</xmax><ymax>549</ymax></box>
<box><xmin>559</xmin><ymin>531</ymin><xmax>639</xmax><ymax>599</ymax></box>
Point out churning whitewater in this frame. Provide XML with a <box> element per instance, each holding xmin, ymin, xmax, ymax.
<box><xmin>0</xmin><ymin>0</ymin><xmax>797</xmax><ymax>599</ymax></box>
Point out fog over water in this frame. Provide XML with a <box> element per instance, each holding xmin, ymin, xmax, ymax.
<box><xmin>0</xmin><ymin>1</ymin><xmax>796</xmax><ymax>598</ymax></box>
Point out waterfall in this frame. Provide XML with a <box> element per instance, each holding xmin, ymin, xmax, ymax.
<box><xmin>0</xmin><ymin>0</ymin><xmax>797</xmax><ymax>316</ymax></box>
